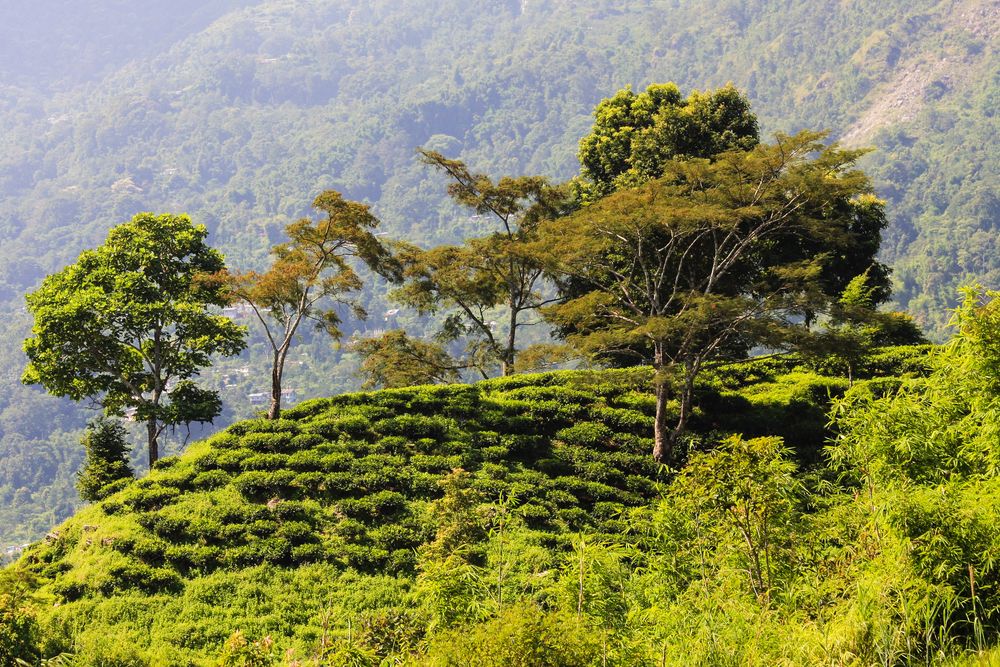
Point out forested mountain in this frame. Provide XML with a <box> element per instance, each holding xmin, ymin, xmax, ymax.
<box><xmin>0</xmin><ymin>0</ymin><xmax>997</xmax><ymax>545</ymax></box>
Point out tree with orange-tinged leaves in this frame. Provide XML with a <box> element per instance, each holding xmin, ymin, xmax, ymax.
<box><xmin>538</xmin><ymin>131</ymin><xmax>889</xmax><ymax>464</ymax></box>
<box><xmin>222</xmin><ymin>191</ymin><xmax>398</xmax><ymax>419</ymax></box>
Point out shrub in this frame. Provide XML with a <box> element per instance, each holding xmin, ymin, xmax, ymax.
<box><xmin>97</xmin><ymin>477</ymin><xmax>134</xmax><ymax>500</ymax></box>
<box><xmin>503</xmin><ymin>434</ymin><xmax>546</xmax><ymax>457</ymax></box>
<box><xmin>221</xmin><ymin>545</ymin><xmax>266</xmax><ymax>569</ymax></box>
<box><xmin>545</xmin><ymin>489</ymin><xmax>577</xmax><ymax>506</ymax></box>
<box><xmin>307</xmin><ymin>414</ymin><xmax>373</xmax><ymax>440</ymax></box>
<box><xmin>151</xmin><ymin>456</ymin><xmax>180</xmax><ymax>470</ymax></box>
<box><xmin>369</xmin><ymin>524</ymin><xmax>422</xmax><ymax>551</ymax></box>
<box><xmin>373</xmin><ymin>414</ymin><xmax>451</xmax><ymax>439</ymax></box>
<box><xmin>216</xmin><ymin>449</ymin><xmax>255</xmax><ymax>472</ymax></box>
<box><xmin>192</xmin><ymin>469</ymin><xmax>232</xmax><ymax>490</ymax></box>
<box><xmin>290</xmin><ymin>543</ymin><xmax>326</xmax><ymax>564</ymax></box>
<box><xmin>240</xmin><ymin>432</ymin><xmax>295</xmax><ymax>453</ymax></box>
<box><xmin>410</xmin><ymin>472</ymin><xmax>441</xmax><ymax>496</ymax></box>
<box><xmin>292</xmin><ymin>471</ymin><xmax>325</xmax><ymax>493</ymax></box>
<box><xmin>233</xmin><ymin>470</ymin><xmax>297</xmax><ymax>499</ymax></box>
<box><xmin>0</xmin><ymin>579</ymin><xmax>41</xmax><ymax>665</ymax></box>
<box><xmin>590</xmin><ymin>406</ymin><xmax>653</xmax><ymax>434</ymax></box>
<box><xmin>369</xmin><ymin>435</ymin><xmax>410</xmax><ymax>455</ymax></box>
<box><xmin>523</xmin><ymin>400</ymin><xmax>581</xmax><ymax>425</ymax></box>
<box><xmin>386</xmin><ymin>549</ymin><xmax>417</xmax><ymax>573</ymax></box>
<box><xmin>209</xmin><ymin>433</ymin><xmax>243</xmax><ymax>450</ymax></box>
<box><xmin>518</xmin><ymin>502</ymin><xmax>553</xmax><ymax>525</ymax></box>
<box><xmin>611</xmin><ymin>391</ymin><xmax>656</xmax><ymax>413</ymax></box>
<box><xmin>625</xmin><ymin>475</ymin><xmax>659</xmax><ymax>496</ymax></box>
<box><xmin>503</xmin><ymin>385</ymin><xmax>594</xmax><ymax>405</ymax></box>
<box><xmin>77</xmin><ymin>417</ymin><xmax>135</xmax><ymax>502</ymax></box>
<box><xmin>228</xmin><ymin>418</ymin><xmax>300</xmax><ymax>436</ymax></box>
<box><xmin>323</xmin><ymin>472</ymin><xmax>356</xmax><ymax>495</ymax></box>
<box><xmin>257</xmin><ymin>538</ymin><xmax>293</xmax><ymax>564</ymax></box>
<box><xmin>154</xmin><ymin>468</ymin><xmax>196</xmax><ymax>491</ymax></box>
<box><xmin>478</xmin><ymin>445</ymin><xmax>510</xmax><ymax>462</ymax></box>
<box><xmin>192</xmin><ymin>452</ymin><xmax>218</xmax><ymax>472</ymax></box>
<box><xmin>286</xmin><ymin>450</ymin><xmax>324</xmax><ymax>471</ymax></box>
<box><xmin>165</xmin><ymin>544</ymin><xmax>220</xmax><ymax>572</ymax></box>
<box><xmin>289</xmin><ymin>433</ymin><xmax>325</xmax><ymax>450</ymax></box>
<box><xmin>332</xmin><ymin>518</ymin><xmax>368</xmax><ymax>541</ymax></box>
<box><xmin>268</xmin><ymin>500</ymin><xmax>313</xmax><ymax>522</ymax></box>
<box><xmin>102</xmin><ymin>562</ymin><xmax>181</xmax><ymax>594</ymax></box>
<box><xmin>275</xmin><ymin>521</ymin><xmax>314</xmax><ymax>544</ymax></box>
<box><xmin>246</xmin><ymin>519</ymin><xmax>279</xmax><ymax>537</ymax></box>
<box><xmin>338</xmin><ymin>491</ymin><xmax>407</xmax><ymax>521</ymax></box>
<box><xmin>322</xmin><ymin>452</ymin><xmax>354</xmax><ymax>472</ymax></box>
<box><xmin>216</xmin><ymin>630</ymin><xmax>279</xmax><ymax>667</ymax></box>
<box><xmin>240</xmin><ymin>453</ymin><xmax>290</xmax><ymax>471</ymax></box>
<box><xmin>425</xmin><ymin>603</ymin><xmax>599</xmax><ymax>666</ymax></box>
<box><xmin>114</xmin><ymin>484</ymin><xmax>180</xmax><ymax>512</ymax></box>
<box><xmin>411</xmin><ymin>454</ymin><xmax>462</xmax><ymax>473</ymax></box>
<box><xmin>555</xmin><ymin>422</ymin><xmax>613</xmax><ymax>448</ymax></box>
<box><xmin>147</xmin><ymin>514</ymin><xmax>189</xmax><ymax>540</ymax></box>
<box><xmin>471</xmin><ymin>476</ymin><xmax>512</xmax><ymax>497</ymax></box>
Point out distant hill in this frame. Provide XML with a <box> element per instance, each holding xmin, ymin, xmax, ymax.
<box><xmin>0</xmin><ymin>0</ymin><xmax>996</xmax><ymax>546</ymax></box>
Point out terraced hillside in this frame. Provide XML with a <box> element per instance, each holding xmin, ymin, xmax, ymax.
<box><xmin>10</xmin><ymin>349</ymin><xmax>931</xmax><ymax>664</ymax></box>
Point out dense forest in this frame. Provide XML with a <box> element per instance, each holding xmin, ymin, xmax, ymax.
<box><xmin>0</xmin><ymin>0</ymin><xmax>997</xmax><ymax>547</ymax></box>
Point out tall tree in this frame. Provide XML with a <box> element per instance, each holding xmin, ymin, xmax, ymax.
<box><xmin>22</xmin><ymin>213</ymin><xmax>246</xmax><ymax>467</ymax></box>
<box><xmin>223</xmin><ymin>191</ymin><xmax>397</xmax><ymax>419</ymax></box>
<box><xmin>539</xmin><ymin>131</ymin><xmax>885</xmax><ymax>463</ymax></box>
<box><xmin>393</xmin><ymin>150</ymin><xmax>571</xmax><ymax>377</ymax></box>
<box><xmin>577</xmin><ymin>82</ymin><xmax>759</xmax><ymax>200</ymax></box>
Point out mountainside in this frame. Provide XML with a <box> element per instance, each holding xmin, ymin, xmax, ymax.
<box><xmin>1</xmin><ymin>0</ymin><xmax>997</xmax><ymax>544</ymax></box>
<box><xmin>8</xmin><ymin>349</ymin><xmax>932</xmax><ymax>664</ymax></box>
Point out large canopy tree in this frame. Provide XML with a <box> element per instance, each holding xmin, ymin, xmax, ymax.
<box><xmin>539</xmin><ymin>131</ymin><xmax>888</xmax><ymax>463</ymax></box>
<box><xmin>222</xmin><ymin>191</ymin><xmax>398</xmax><ymax>419</ymax></box>
<box><xmin>22</xmin><ymin>213</ymin><xmax>247</xmax><ymax>467</ymax></box>
<box><xmin>565</xmin><ymin>84</ymin><xmax>891</xmax><ymax>357</ymax></box>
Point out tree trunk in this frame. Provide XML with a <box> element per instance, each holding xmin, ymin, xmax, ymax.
<box><xmin>500</xmin><ymin>305</ymin><xmax>518</xmax><ymax>376</ymax></box>
<box><xmin>652</xmin><ymin>380</ymin><xmax>670</xmax><ymax>463</ymax></box>
<box><xmin>146</xmin><ymin>416</ymin><xmax>159</xmax><ymax>469</ymax></box>
<box><xmin>652</xmin><ymin>346</ymin><xmax>670</xmax><ymax>463</ymax></box>
<box><xmin>268</xmin><ymin>346</ymin><xmax>287</xmax><ymax>420</ymax></box>
<box><xmin>665</xmin><ymin>362</ymin><xmax>697</xmax><ymax>462</ymax></box>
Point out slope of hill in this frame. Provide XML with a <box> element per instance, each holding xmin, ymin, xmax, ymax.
<box><xmin>7</xmin><ymin>349</ymin><xmax>933</xmax><ymax>664</ymax></box>
<box><xmin>0</xmin><ymin>0</ymin><xmax>996</xmax><ymax>545</ymax></box>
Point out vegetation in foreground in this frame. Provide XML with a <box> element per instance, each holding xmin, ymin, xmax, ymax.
<box><xmin>12</xmin><ymin>317</ymin><xmax>1000</xmax><ymax>664</ymax></box>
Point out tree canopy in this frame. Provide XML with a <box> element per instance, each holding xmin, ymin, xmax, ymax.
<box><xmin>392</xmin><ymin>150</ymin><xmax>572</xmax><ymax>377</ymax></box>
<box><xmin>22</xmin><ymin>212</ymin><xmax>246</xmax><ymax>466</ymax></box>
<box><xmin>222</xmin><ymin>191</ymin><xmax>398</xmax><ymax>419</ymax></box>
<box><xmin>577</xmin><ymin>82</ymin><xmax>759</xmax><ymax>200</ymax></box>
<box><xmin>539</xmin><ymin>131</ymin><xmax>887</xmax><ymax>462</ymax></box>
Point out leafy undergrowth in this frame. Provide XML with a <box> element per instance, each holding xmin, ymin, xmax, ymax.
<box><xmin>9</xmin><ymin>348</ymin><xmax>939</xmax><ymax>664</ymax></box>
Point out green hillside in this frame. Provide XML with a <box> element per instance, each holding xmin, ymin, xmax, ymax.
<box><xmin>1</xmin><ymin>0</ymin><xmax>997</xmax><ymax>562</ymax></box>
<box><xmin>5</xmin><ymin>345</ymin><xmax>951</xmax><ymax>664</ymax></box>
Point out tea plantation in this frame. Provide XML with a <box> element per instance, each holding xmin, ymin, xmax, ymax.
<box><xmin>9</xmin><ymin>348</ymin><xmax>930</xmax><ymax>664</ymax></box>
